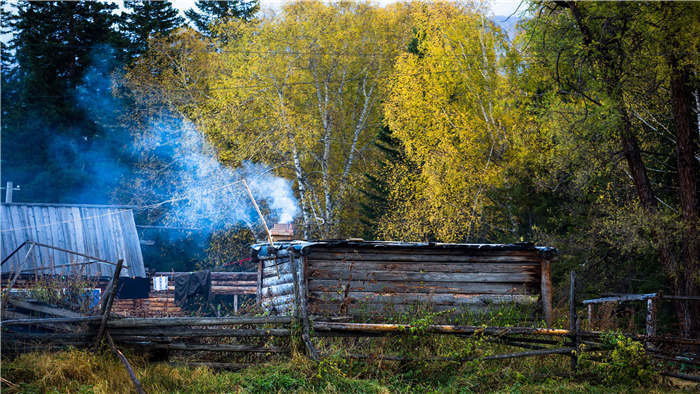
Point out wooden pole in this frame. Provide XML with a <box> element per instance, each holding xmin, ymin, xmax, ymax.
<box><xmin>587</xmin><ymin>304</ymin><xmax>593</xmax><ymax>330</ymax></box>
<box><xmin>569</xmin><ymin>270</ymin><xmax>577</xmax><ymax>374</ymax></box>
<box><xmin>290</xmin><ymin>254</ymin><xmax>319</xmax><ymax>360</ymax></box>
<box><xmin>540</xmin><ymin>259</ymin><xmax>553</xmax><ymax>327</ymax></box>
<box><xmin>241</xmin><ymin>179</ymin><xmax>274</xmax><ymax>246</ymax></box>
<box><xmin>95</xmin><ymin>259</ymin><xmax>123</xmax><ymax>347</ymax></box>
<box><xmin>106</xmin><ymin>332</ymin><xmax>145</xmax><ymax>394</ymax></box>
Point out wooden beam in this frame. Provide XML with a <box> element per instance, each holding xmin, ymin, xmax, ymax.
<box><xmin>6</xmin><ymin>299</ymin><xmax>86</xmax><ymax>318</ymax></box>
<box><xmin>106</xmin><ymin>316</ymin><xmax>292</xmax><ymax>328</ymax></box>
<box><xmin>95</xmin><ymin>259</ymin><xmax>123</xmax><ymax>347</ymax></box>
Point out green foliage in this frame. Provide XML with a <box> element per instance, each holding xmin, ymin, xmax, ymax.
<box><xmin>185</xmin><ymin>0</ymin><xmax>259</xmax><ymax>36</ymax></box>
<box><xmin>579</xmin><ymin>333</ymin><xmax>659</xmax><ymax>386</ymax></box>
<box><xmin>121</xmin><ymin>0</ymin><xmax>184</xmax><ymax>56</ymax></box>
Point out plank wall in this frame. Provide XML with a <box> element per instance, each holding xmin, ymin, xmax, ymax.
<box><xmin>303</xmin><ymin>246</ymin><xmax>543</xmax><ymax>316</ymax></box>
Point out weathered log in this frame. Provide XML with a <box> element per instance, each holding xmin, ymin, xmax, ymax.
<box><xmin>308</xmin><ymin>270</ymin><xmax>535</xmax><ymax>283</ymax></box>
<box><xmin>262</xmin><ymin>273</ymin><xmax>295</xmax><ymax>287</ymax></box>
<box><xmin>109</xmin><ymin>328</ymin><xmax>291</xmax><ymax>338</ymax></box>
<box><xmin>308</xmin><ymin>280</ymin><xmax>528</xmax><ymax>295</ymax></box>
<box><xmin>146</xmin><ymin>343</ymin><xmax>287</xmax><ymax>353</ymax></box>
<box><xmin>6</xmin><ymin>299</ymin><xmax>86</xmax><ymax>318</ymax></box>
<box><xmin>210</xmin><ymin>286</ymin><xmax>256</xmax><ymax>294</ymax></box>
<box><xmin>309</xmin><ymin>292</ymin><xmax>538</xmax><ymax>306</ymax></box>
<box><xmin>308</xmin><ymin>260</ymin><xmax>539</xmax><ymax>273</ymax></box>
<box><xmin>260</xmin><ymin>294</ymin><xmax>295</xmax><ymax>307</ymax></box>
<box><xmin>95</xmin><ymin>259</ymin><xmax>123</xmax><ymax>347</ymax></box>
<box><xmin>306</xmin><ymin>251</ymin><xmax>542</xmax><ymax>262</ymax></box>
<box><xmin>312</xmin><ymin>322</ymin><xmax>576</xmax><ymax>336</ymax></box>
<box><xmin>262</xmin><ymin>283</ymin><xmax>295</xmax><ymax>297</ymax></box>
<box><xmin>344</xmin><ymin>347</ymin><xmax>574</xmax><ymax>362</ymax></box>
<box><xmin>0</xmin><ymin>316</ymin><xmax>103</xmax><ymax>327</ymax></box>
<box><xmin>106</xmin><ymin>316</ymin><xmax>292</xmax><ymax>328</ymax></box>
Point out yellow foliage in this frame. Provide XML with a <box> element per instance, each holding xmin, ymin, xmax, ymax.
<box><xmin>381</xmin><ymin>2</ymin><xmax>520</xmax><ymax>242</ymax></box>
<box><xmin>197</xmin><ymin>1</ymin><xmax>414</xmax><ymax>237</ymax></box>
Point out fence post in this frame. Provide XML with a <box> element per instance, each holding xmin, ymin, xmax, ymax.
<box><xmin>95</xmin><ymin>259</ymin><xmax>123</xmax><ymax>347</ymax></box>
<box><xmin>645</xmin><ymin>294</ymin><xmax>657</xmax><ymax>349</ymax></box>
<box><xmin>569</xmin><ymin>270</ymin><xmax>577</xmax><ymax>374</ymax></box>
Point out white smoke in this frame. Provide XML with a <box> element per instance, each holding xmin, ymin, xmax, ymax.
<box><xmin>138</xmin><ymin>116</ymin><xmax>299</xmax><ymax>230</ymax></box>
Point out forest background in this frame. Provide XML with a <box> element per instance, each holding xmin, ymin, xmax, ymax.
<box><xmin>1</xmin><ymin>1</ymin><xmax>698</xmax><ymax>334</ymax></box>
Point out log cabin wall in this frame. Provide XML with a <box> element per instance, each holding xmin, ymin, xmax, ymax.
<box><xmin>253</xmin><ymin>241</ymin><xmax>555</xmax><ymax>325</ymax></box>
<box><xmin>256</xmin><ymin>248</ymin><xmax>304</xmax><ymax>315</ymax></box>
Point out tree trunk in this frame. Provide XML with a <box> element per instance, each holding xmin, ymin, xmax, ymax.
<box><xmin>563</xmin><ymin>1</ymin><xmax>690</xmax><ymax>333</ymax></box>
<box><xmin>667</xmin><ymin>50</ymin><xmax>700</xmax><ymax>337</ymax></box>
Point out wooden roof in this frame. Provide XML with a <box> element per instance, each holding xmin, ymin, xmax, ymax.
<box><xmin>1</xmin><ymin>203</ymin><xmax>146</xmax><ymax>277</ymax></box>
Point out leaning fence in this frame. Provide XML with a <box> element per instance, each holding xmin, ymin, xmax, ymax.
<box><xmin>2</xmin><ymin>269</ymin><xmax>699</xmax><ymax>391</ymax></box>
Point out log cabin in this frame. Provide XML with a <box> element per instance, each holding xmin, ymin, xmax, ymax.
<box><xmin>253</xmin><ymin>240</ymin><xmax>556</xmax><ymax>326</ymax></box>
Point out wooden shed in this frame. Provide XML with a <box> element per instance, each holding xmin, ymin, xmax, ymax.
<box><xmin>252</xmin><ymin>241</ymin><xmax>555</xmax><ymax>325</ymax></box>
<box><xmin>1</xmin><ymin>203</ymin><xmax>146</xmax><ymax>277</ymax></box>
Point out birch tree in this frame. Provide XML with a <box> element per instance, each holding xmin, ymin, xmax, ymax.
<box><xmin>198</xmin><ymin>1</ymin><xmax>413</xmax><ymax>238</ymax></box>
<box><xmin>381</xmin><ymin>2</ymin><xmax>520</xmax><ymax>241</ymax></box>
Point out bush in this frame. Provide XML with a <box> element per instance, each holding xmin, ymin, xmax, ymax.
<box><xmin>579</xmin><ymin>332</ymin><xmax>659</xmax><ymax>386</ymax></box>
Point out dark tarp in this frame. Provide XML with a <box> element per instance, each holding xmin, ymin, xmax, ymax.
<box><xmin>174</xmin><ymin>271</ymin><xmax>211</xmax><ymax>306</ymax></box>
<box><xmin>115</xmin><ymin>277</ymin><xmax>150</xmax><ymax>299</ymax></box>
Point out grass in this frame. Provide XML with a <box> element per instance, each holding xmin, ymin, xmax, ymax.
<box><xmin>1</xmin><ymin>346</ymin><xmax>695</xmax><ymax>393</ymax></box>
<box><xmin>2</xmin><ymin>305</ymin><xmax>696</xmax><ymax>393</ymax></box>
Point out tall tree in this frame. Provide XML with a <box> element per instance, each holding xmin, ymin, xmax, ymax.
<box><xmin>146</xmin><ymin>1</ymin><xmax>414</xmax><ymax>239</ymax></box>
<box><xmin>185</xmin><ymin>0</ymin><xmax>259</xmax><ymax>36</ymax></box>
<box><xmin>382</xmin><ymin>2</ymin><xmax>519</xmax><ymax>242</ymax></box>
<box><xmin>2</xmin><ymin>1</ymin><xmax>125</xmax><ymax>202</ymax></box>
<box><xmin>121</xmin><ymin>0</ymin><xmax>184</xmax><ymax>56</ymax></box>
<box><xmin>531</xmin><ymin>1</ymin><xmax>700</xmax><ymax>335</ymax></box>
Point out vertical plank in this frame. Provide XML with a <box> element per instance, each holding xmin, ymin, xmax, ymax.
<box><xmin>9</xmin><ymin>206</ymin><xmax>25</xmax><ymax>272</ymax></box>
<box><xmin>47</xmin><ymin>207</ymin><xmax>64</xmax><ymax>272</ymax></box>
<box><xmin>58</xmin><ymin>206</ymin><xmax>74</xmax><ymax>274</ymax></box>
<box><xmin>71</xmin><ymin>207</ymin><xmax>86</xmax><ymax>275</ymax></box>
<box><xmin>257</xmin><ymin>259</ymin><xmax>263</xmax><ymax>306</ymax></box>
<box><xmin>646</xmin><ymin>297</ymin><xmax>656</xmax><ymax>337</ymax></box>
<box><xmin>540</xmin><ymin>259</ymin><xmax>553</xmax><ymax>328</ymax></box>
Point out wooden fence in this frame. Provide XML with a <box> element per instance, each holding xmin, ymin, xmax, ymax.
<box><xmin>2</xmin><ymin>269</ymin><xmax>698</xmax><ymax>391</ymax></box>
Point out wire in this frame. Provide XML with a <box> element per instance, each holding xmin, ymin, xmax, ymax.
<box><xmin>0</xmin><ymin>179</ymin><xmax>245</xmax><ymax>233</ymax></box>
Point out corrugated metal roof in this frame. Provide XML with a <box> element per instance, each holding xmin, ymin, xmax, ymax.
<box><xmin>252</xmin><ymin>240</ymin><xmax>557</xmax><ymax>259</ymax></box>
<box><xmin>1</xmin><ymin>203</ymin><xmax>146</xmax><ymax>277</ymax></box>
